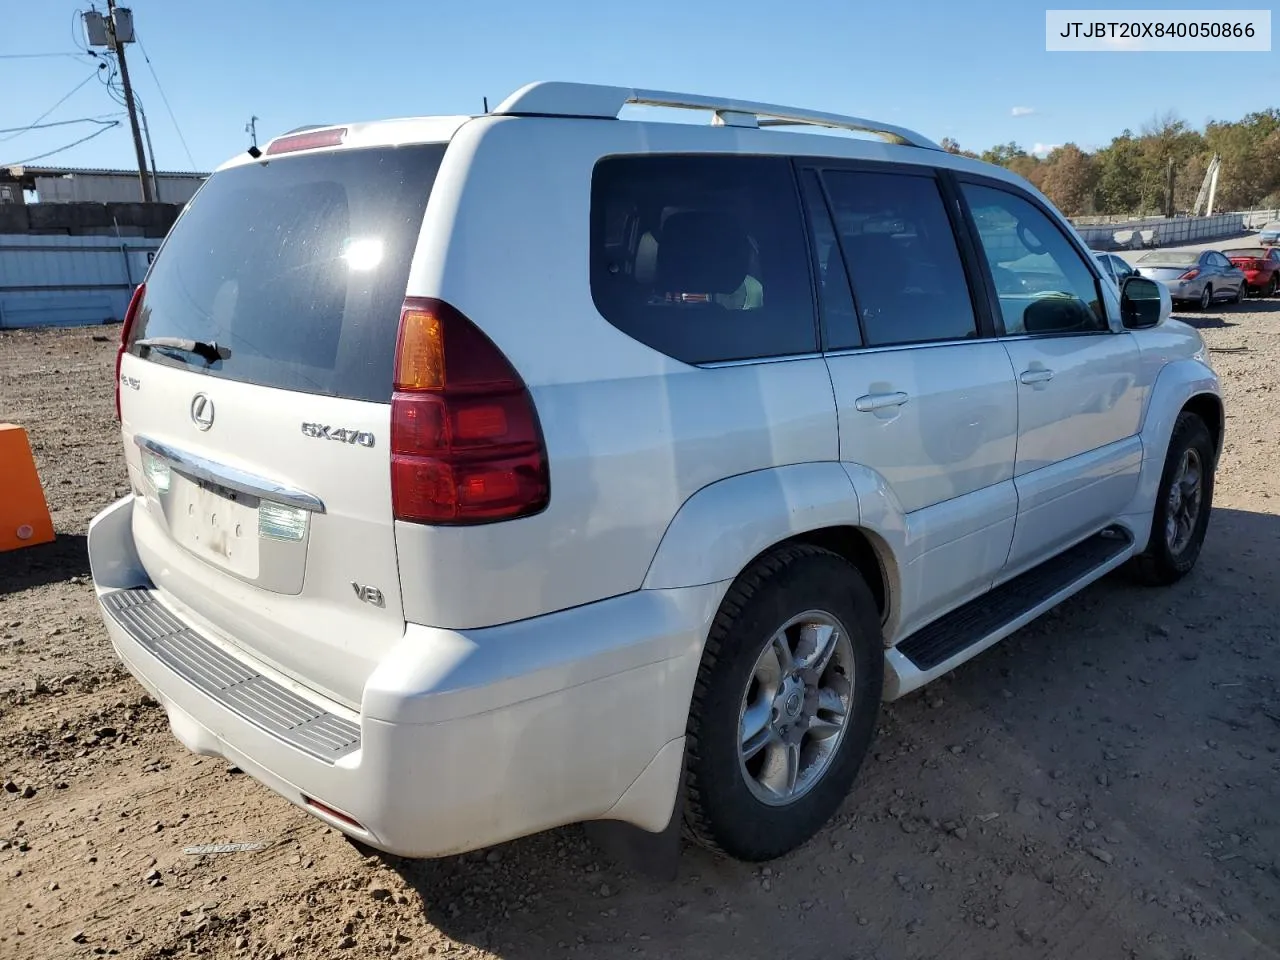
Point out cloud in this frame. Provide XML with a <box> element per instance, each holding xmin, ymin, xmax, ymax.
<box><xmin>1031</xmin><ymin>142</ymin><xmax>1060</xmax><ymax>157</ymax></box>
<box><xmin>1011</xmin><ymin>106</ymin><xmax>1036</xmax><ymax>118</ymax></box>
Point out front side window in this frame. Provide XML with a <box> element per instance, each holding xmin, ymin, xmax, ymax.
<box><xmin>590</xmin><ymin>155</ymin><xmax>816</xmax><ymax>364</ymax></box>
<box><xmin>819</xmin><ymin>168</ymin><xmax>978</xmax><ymax>347</ymax></box>
<box><xmin>962</xmin><ymin>183</ymin><xmax>1107</xmax><ymax>336</ymax></box>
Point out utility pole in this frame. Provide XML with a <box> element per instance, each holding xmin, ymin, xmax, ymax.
<box><xmin>138</xmin><ymin>103</ymin><xmax>161</xmax><ymax>202</ymax></box>
<box><xmin>104</xmin><ymin>1</ymin><xmax>152</xmax><ymax>201</ymax></box>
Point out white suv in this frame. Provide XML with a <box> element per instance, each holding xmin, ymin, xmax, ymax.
<box><xmin>89</xmin><ymin>81</ymin><xmax>1222</xmax><ymax>864</ymax></box>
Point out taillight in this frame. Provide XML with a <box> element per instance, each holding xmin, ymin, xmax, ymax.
<box><xmin>115</xmin><ymin>282</ymin><xmax>145</xmax><ymax>420</ymax></box>
<box><xmin>265</xmin><ymin>127</ymin><xmax>347</xmax><ymax>155</ymax></box>
<box><xmin>1180</xmin><ymin>269</ymin><xmax>1200</xmax><ymax>280</ymax></box>
<box><xmin>390</xmin><ymin>298</ymin><xmax>549</xmax><ymax>524</ymax></box>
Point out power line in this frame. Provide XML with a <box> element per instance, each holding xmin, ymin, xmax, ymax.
<box><xmin>0</xmin><ymin>52</ymin><xmax>87</xmax><ymax>60</ymax></box>
<box><xmin>0</xmin><ymin>116</ymin><xmax>122</xmax><ymax>136</ymax></box>
<box><xmin>2</xmin><ymin>120</ymin><xmax>120</xmax><ymax>166</ymax></box>
<box><xmin>135</xmin><ymin>32</ymin><xmax>196</xmax><ymax>170</ymax></box>
<box><xmin>0</xmin><ymin>68</ymin><xmax>103</xmax><ymax>143</ymax></box>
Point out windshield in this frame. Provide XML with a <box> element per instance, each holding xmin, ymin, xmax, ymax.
<box><xmin>128</xmin><ymin>143</ymin><xmax>446</xmax><ymax>403</ymax></box>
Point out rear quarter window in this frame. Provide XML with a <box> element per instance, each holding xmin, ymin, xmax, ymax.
<box><xmin>129</xmin><ymin>144</ymin><xmax>446</xmax><ymax>402</ymax></box>
<box><xmin>589</xmin><ymin>155</ymin><xmax>817</xmax><ymax>364</ymax></box>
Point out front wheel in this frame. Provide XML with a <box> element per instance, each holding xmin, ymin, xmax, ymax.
<box><xmin>1131</xmin><ymin>412</ymin><xmax>1215</xmax><ymax>586</ymax></box>
<box><xmin>1229</xmin><ymin>283</ymin><xmax>1244</xmax><ymax>305</ymax></box>
<box><xmin>683</xmin><ymin>545</ymin><xmax>883</xmax><ymax>862</ymax></box>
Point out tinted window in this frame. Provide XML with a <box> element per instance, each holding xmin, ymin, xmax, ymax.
<box><xmin>129</xmin><ymin>144</ymin><xmax>445</xmax><ymax>402</ymax></box>
<box><xmin>1111</xmin><ymin>256</ymin><xmax>1134</xmax><ymax>279</ymax></box>
<box><xmin>962</xmin><ymin>183</ymin><xmax>1106</xmax><ymax>336</ymax></box>
<box><xmin>798</xmin><ymin>170</ymin><xmax>860</xmax><ymax>349</ymax></box>
<box><xmin>820</xmin><ymin>169</ymin><xmax>978</xmax><ymax>347</ymax></box>
<box><xmin>590</xmin><ymin>155</ymin><xmax>816</xmax><ymax>364</ymax></box>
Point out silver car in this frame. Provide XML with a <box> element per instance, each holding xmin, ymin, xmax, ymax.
<box><xmin>1135</xmin><ymin>249</ymin><xmax>1246</xmax><ymax>310</ymax></box>
<box><xmin>1260</xmin><ymin>221</ymin><xmax>1280</xmax><ymax>247</ymax></box>
<box><xmin>1092</xmin><ymin>251</ymin><xmax>1139</xmax><ymax>287</ymax></box>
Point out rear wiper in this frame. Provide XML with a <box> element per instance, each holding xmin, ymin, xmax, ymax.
<box><xmin>133</xmin><ymin>337</ymin><xmax>231</xmax><ymax>365</ymax></box>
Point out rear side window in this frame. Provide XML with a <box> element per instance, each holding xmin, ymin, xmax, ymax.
<box><xmin>590</xmin><ymin>155</ymin><xmax>817</xmax><ymax>364</ymax></box>
<box><xmin>819</xmin><ymin>169</ymin><xmax>978</xmax><ymax>347</ymax></box>
<box><xmin>129</xmin><ymin>144</ymin><xmax>446</xmax><ymax>402</ymax></box>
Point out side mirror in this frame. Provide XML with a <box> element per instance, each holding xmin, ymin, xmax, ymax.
<box><xmin>1120</xmin><ymin>275</ymin><xmax>1169</xmax><ymax>329</ymax></box>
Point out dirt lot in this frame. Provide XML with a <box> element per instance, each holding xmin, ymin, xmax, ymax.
<box><xmin>2</xmin><ymin>302</ymin><xmax>1279</xmax><ymax>960</ymax></box>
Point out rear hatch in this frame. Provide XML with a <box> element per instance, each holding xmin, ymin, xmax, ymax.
<box><xmin>118</xmin><ymin>140</ymin><xmax>446</xmax><ymax>708</ymax></box>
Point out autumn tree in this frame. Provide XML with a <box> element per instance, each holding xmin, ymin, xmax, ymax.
<box><xmin>1038</xmin><ymin>144</ymin><xmax>1097</xmax><ymax>216</ymax></box>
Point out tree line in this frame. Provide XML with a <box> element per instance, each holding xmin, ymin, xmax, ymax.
<box><xmin>940</xmin><ymin>108</ymin><xmax>1280</xmax><ymax>218</ymax></box>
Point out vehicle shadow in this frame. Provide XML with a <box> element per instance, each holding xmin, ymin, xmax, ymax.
<box><xmin>0</xmin><ymin>534</ymin><xmax>90</xmax><ymax>595</ymax></box>
<box><xmin>381</xmin><ymin>505</ymin><xmax>1280</xmax><ymax>960</ymax></box>
<box><xmin>1174</xmin><ymin>313</ymin><xmax>1238</xmax><ymax>329</ymax></box>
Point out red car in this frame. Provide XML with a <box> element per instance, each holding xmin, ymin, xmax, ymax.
<box><xmin>1223</xmin><ymin>246</ymin><xmax>1280</xmax><ymax>297</ymax></box>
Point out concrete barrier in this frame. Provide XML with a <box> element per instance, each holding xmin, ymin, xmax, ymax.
<box><xmin>1075</xmin><ymin>213</ymin><xmax>1247</xmax><ymax>250</ymax></box>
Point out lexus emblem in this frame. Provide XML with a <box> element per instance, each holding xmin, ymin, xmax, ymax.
<box><xmin>190</xmin><ymin>393</ymin><xmax>215</xmax><ymax>431</ymax></box>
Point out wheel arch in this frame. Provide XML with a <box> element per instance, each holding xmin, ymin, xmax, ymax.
<box><xmin>641</xmin><ymin>463</ymin><xmax>897</xmax><ymax>625</ymax></box>
<box><xmin>1181</xmin><ymin>391</ymin><xmax>1224</xmax><ymax>466</ymax></box>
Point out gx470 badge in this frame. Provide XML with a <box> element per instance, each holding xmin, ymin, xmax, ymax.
<box><xmin>301</xmin><ymin>423</ymin><xmax>375</xmax><ymax>448</ymax></box>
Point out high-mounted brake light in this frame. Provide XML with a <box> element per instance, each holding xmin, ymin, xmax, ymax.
<box><xmin>390</xmin><ymin>298</ymin><xmax>550</xmax><ymax>525</ymax></box>
<box><xmin>265</xmin><ymin>127</ymin><xmax>347</xmax><ymax>156</ymax></box>
<box><xmin>115</xmin><ymin>282</ymin><xmax>146</xmax><ymax>420</ymax></box>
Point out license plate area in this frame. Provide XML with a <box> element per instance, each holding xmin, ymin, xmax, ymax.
<box><xmin>168</xmin><ymin>476</ymin><xmax>261</xmax><ymax>579</ymax></box>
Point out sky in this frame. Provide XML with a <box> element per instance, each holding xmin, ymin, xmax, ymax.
<box><xmin>3</xmin><ymin>0</ymin><xmax>1277</xmax><ymax>176</ymax></box>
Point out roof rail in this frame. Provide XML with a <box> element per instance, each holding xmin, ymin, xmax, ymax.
<box><xmin>491</xmin><ymin>81</ymin><xmax>939</xmax><ymax>150</ymax></box>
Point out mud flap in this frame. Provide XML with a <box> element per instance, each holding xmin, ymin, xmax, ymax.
<box><xmin>583</xmin><ymin>767</ymin><xmax>686</xmax><ymax>881</ymax></box>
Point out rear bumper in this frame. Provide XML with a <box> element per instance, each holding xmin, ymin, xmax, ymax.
<box><xmin>88</xmin><ymin>495</ymin><xmax>721</xmax><ymax>858</ymax></box>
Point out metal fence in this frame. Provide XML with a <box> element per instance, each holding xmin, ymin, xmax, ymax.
<box><xmin>0</xmin><ymin>234</ymin><xmax>158</xmax><ymax>329</ymax></box>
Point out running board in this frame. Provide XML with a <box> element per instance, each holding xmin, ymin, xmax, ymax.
<box><xmin>884</xmin><ymin>526</ymin><xmax>1136</xmax><ymax>699</ymax></box>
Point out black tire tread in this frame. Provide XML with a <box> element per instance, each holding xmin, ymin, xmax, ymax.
<box><xmin>1130</xmin><ymin>411</ymin><xmax>1214</xmax><ymax>586</ymax></box>
<box><xmin>682</xmin><ymin>544</ymin><xmax>881</xmax><ymax>859</ymax></box>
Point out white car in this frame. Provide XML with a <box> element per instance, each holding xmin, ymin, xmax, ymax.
<box><xmin>89</xmin><ymin>81</ymin><xmax>1222</xmax><ymax>865</ymax></box>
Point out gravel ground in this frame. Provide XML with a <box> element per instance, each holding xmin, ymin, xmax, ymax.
<box><xmin>1</xmin><ymin>296</ymin><xmax>1278</xmax><ymax>960</ymax></box>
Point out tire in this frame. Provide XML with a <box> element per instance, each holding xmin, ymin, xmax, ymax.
<box><xmin>1198</xmin><ymin>285</ymin><xmax>1213</xmax><ymax>310</ymax></box>
<box><xmin>1229</xmin><ymin>283</ymin><xmax>1243</xmax><ymax>305</ymax></box>
<box><xmin>1131</xmin><ymin>412</ymin><xmax>1215</xmax><ymax>586</ymax></box>
<box><xmin>683</xmin><ymin>544</ymin><xmax>883</xmax><ymax>862</ymax></box>
<box><xmin>1268</xmin><ymin>275</ymin><xmax>1279</xmax><ymax>298</ymax></box>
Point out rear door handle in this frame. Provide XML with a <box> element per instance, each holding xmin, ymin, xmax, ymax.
<box><xmin>1019</xmin><ymin>368</ymin><xmax>1054</xmax><ymax>385</ymax></box>
<box><xmin>854</xmin><ymin>391</ymin><xmax>910</xmax><ymax>412</ymax></box>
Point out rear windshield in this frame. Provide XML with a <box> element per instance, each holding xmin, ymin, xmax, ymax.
<box><xmin>1223</xmin><ymin>248</ymin><xmax>1265</xmax><ymax>258</ymax></box>
<box><xmin>129</xmin><ymin>144</ymin><xmax>446</xmax><ymax>402</ymax></box>
<box><xmin>1138</xmin><ymin>253</ymin><xmax>1195</xmax><ymax>266</ymax></box>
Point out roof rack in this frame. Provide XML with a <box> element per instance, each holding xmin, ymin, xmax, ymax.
<box><xmin>491</xmin><ymin>81</ymin><xmax>939</xmax><ymax>150</ymax></box>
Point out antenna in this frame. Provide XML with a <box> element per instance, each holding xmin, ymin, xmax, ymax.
<box><xmin>483</xmin><ymin>96</ymin><xmax>489</xmax><ymax>114</ymax></box>
<box><xmin>245</xmin><ymin>115</ymin><xmax>259</xmax><ymax>149</ymax></box>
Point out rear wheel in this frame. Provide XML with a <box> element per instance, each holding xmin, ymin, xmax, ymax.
<box><xmin>1268</xmin><ymin>275</ymin><xmax>1278</xmax><ymax>298</ymax></box>
<box><xmin>1198</xmin><ymin>285</ymin><xmax>1213</xmax><ymax>310</ymax></box>
<box><xmin>683</xmin><ymin>545</ymin><xmax>883</xmax><ymax>862</ymax></box>
<box><xmin>1131</xmin><ymin>412</ymin><xmax>1215</xmax><ymax>586</ymax></box>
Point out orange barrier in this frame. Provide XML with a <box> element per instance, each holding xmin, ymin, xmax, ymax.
<box><xmin>0</xmin><ymin>424</ymin><xmax>55</xmax><ymax>553</ymax></box>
